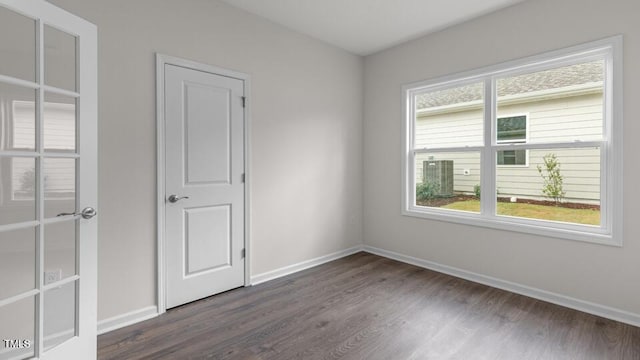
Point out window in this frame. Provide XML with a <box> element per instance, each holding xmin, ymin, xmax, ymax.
<box><xmin>402</xmin><ymin>37</ymin><xmax>623</xmax><ymax>245</ymax></box>
<box><xmin>497</xmin><ymin>115</ymin><xmax>527</xmax><ymax>166</ymax></box>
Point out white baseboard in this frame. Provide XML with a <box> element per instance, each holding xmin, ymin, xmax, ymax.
<box><xmin>95</xmin><ymin>245</ymin><xmax>639</xmax><ymax>335</ymax></box>
<box><xmin>97</xmin><ymin>305</ymin><xmax>159</xmax><ymax>335</ymax></box>
<box><xmin>97</xmin><ymin>247</ymin><xmax>362</xmax><ymax>334</ymax></box>
<box><xmin>363</xmin><ymin>245</ymin><xmax>640</xmax><ymax>328</ymax></box>
<box><xmin>250</xmin><ymin>245</ymin><xmax>364</xmax><ymax>285</ymax></box>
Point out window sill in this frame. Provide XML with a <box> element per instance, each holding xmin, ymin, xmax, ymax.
<box><xmin>496</xmin><ymin>164</ymin><xmax>529</xmax><ymax>168</ymax></box>
<box><xmin>402</xmin><ymin>206</ymin><xmax>620</xmax><ymax>247</ymax></box>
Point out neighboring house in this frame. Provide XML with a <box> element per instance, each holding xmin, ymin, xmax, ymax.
<box><xmin>415</xmin><ymin>61</ymin><xmax>603</xmax><ymax>205</ymax></box>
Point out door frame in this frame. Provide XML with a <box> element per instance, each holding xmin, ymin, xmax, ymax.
<box><xmin>155</xmin><ymin>54</ymin><xmax>251</xmax><ymax>314</ymax></box>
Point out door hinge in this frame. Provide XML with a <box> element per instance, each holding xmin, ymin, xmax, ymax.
<box><xmin>241</xmin><ymin>248</ymin><xmax>246</xmax><ymax>258</ymax></box>
<box><xmin>241</xmin><ymin>173</ymin><xmax>245</xmax><ymax>183</ymax></box>
<box><xmin>241</xmin><ymin>96</ymin><xmax>246</xmax><ymax>108</ymax></box>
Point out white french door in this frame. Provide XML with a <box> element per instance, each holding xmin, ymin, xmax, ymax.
<box><xmin>0</xmin><ymin>1</ymin><xmax>97</xmax><ymax>359</ymax></box>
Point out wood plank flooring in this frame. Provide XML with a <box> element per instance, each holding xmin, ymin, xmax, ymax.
<box><xmin>98</xmin><ymin>252</ymin><xmax>640</xmax><ymax>359</ymax></box>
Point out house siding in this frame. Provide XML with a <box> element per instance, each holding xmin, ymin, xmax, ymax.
<box><xmin>415</xmin><ymin>92</ymin><xmax>602</xmax><ymax>204</ymax></box>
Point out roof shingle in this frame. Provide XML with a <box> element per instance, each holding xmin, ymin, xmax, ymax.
<box><xmin>416</xmin><ymin>60</ymin><xmax>604</xmax><ymax>110</ymax></box>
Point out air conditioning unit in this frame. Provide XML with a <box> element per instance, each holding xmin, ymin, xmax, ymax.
<box><xmin>423</xmin><ymin>160</ymin><xmax>454</xmax><ymax>197</ymax></box>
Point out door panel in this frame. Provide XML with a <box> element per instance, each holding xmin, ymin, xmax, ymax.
<box><xmin>185</xmin><ymin>205</ymin><xmax>232</xmax><ymax>275</ymax></box>
<box><xmin>184</xmin><ymin>82</ymin><xmax>231</xmax><ymax>184</ymax></box>
<box><xmin>0</xmin><ymin>1</ymin><xmax>97</xmax><ymax>359</ymax></box>
<box><xmin>165</xmin><ymin>64</ymin><xmax>245</xmax><ymax>309</ymax></box>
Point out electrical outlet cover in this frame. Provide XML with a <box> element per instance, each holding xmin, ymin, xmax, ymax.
<box><xmin>44</xmin><ymin>269</ymin><xmax>62</xmax><ymax>285</ymax></box>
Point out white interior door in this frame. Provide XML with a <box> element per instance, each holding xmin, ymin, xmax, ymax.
<box><xmin>0</xmin><ymin>1</ymin><xmax>97</xmax><ymax>359</ymax></box>
<box><xmin>164</xmin><ymin>63</ymin><xmax>245</xmax><ymax>309</ymax></box>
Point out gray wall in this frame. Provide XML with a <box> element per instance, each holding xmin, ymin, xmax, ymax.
<box><xmin>49</xmin><ymin>0</ymin><xmax>364</xmax><ymax>321</ymax></box>
<box><xmin>364</xmin><ymin>0</ymin><xmax>640</xmax><ymax>316</ymax></box>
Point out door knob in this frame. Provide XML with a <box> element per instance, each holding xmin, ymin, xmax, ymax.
<box><xmin>57</xmin><ymin>207</ymin><xmax>97</xmax><ymax>219</ymax></box>
<box><xmin>168</xmin><ymin>195</ymin><xmax>189</xmax><ymax>203</ymax></box>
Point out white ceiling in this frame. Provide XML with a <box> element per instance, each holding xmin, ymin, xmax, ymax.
<box><xmin>220</xmin><ymin>0</ymin><xmax>526</xmax><ymax>56</ymax></box>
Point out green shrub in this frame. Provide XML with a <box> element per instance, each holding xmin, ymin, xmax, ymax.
<box><xmin>473</xmin><ymin>184</ymin><xmax>481</xmax><ymax>199</ymax></box>
<box><xmin>416</xmin><ymin>181</ymin><xmax>439</xmax><ymax>201</ymax></box>
<box><xmin>537</xmin><ymin>153</ymin><xmax>566</xmax><ymax>205</ymax></box>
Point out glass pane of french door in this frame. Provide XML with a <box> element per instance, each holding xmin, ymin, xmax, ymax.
<box><xmin>0</xmin><ymin>83</ymin><xmax>36</xmax><ymax>152</ymax></box>
<box><xmin>0</xmin><ymin>4</ymin><xmax>81</xmax><ymax>359</ymax></box>
<box><xmin>0</xmin><ymin>296</ymin><xmax>36</xmax><ymax>360</ymax></box>
<box><xmin>0</xmin><ymin>6</ymin><xmax>36</xmax><ymax>82</ymax></box>
<box><xmin>0</xmin><ymin>228</ymin><xmax>36</xmax><ymax>301</ymax></box>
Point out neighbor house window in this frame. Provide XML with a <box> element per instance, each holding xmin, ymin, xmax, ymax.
<box><xmin>497</xmin><ymin>115</ymin><xmax>527</xmax><ymax>166</ymax></box>
<box><xmin>402</xmin><ymin>37</ymin><xmax>623</xmax><ymax>245</ymax></box>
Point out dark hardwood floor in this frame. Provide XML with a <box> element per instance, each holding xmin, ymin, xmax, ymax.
<box><xmin>98</xmin><ymin>252</ymin><xmax>640</xmax><ymax>359</ymax></box>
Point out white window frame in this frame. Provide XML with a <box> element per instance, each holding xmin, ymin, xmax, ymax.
<box><xmin>401</xmin><ymin>36</ymin><xmax>623</xmax><ymax>246</ymax></box>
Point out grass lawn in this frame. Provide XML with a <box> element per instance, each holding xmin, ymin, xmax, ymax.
<box><xmin>442</xmin><ymin>200</ymin><xmax>600</xmax><ymax>225</ymax></box>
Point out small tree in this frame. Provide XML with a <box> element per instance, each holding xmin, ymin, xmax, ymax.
<box><xmin>537</xmin><ymin>153</ymin><xmax>565</xmax><ymax>205</ymax></box>
<box><xmin>473</xmin><ymin>184</ymin><xmax>481</xmax><ymax>199</ymax></box>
